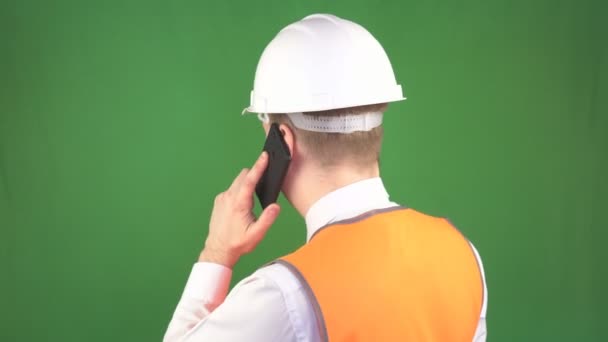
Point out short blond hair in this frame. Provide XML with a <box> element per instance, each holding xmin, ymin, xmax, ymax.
<box><xmin>269</xmin><ymin>103</ymin><xmax>387</xmax><ymax>167</ymax></box>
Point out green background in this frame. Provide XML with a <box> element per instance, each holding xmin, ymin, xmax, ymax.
<box><xmin>1</xmin><ymin>0</ymin><xmax>607</xmax><ymax>341</ymax></box>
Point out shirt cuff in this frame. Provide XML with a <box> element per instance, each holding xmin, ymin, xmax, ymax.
<box><xmin>181</xmin><ymin>262</ymin><xmax>232</xmax><ymax>304</ymax></box>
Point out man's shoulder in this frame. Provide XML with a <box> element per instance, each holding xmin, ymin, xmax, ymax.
<box><xmin>251</xmin><ymin>261</ymin><xmax>308</xmax><ymax>295</ymax></box>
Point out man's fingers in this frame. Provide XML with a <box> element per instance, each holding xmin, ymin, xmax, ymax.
<box><xmin>238</xmin><ymin>152</ymin><xmax>268</xmax><ymax>202</ymax></box>
<box><xmin>228</xmin><ymin>168</ymin><xmax>249</xmax><ymax>193</ymax></box>
<box><xmin>245</xmin><ymin>203</ymin><xmax>280</xmax><ymax>250</ymax></box>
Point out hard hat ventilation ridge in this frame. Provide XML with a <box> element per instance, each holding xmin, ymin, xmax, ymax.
<box><xmin>286</xmin><ymin>112</ymin><xmax>383</xmax><ymax>133</ymax></box>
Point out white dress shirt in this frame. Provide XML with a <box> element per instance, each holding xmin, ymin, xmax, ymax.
<box><xmin>164</xmin><ymin>178</ymin><xmax>488</xmax><ymax>342</ymax></box>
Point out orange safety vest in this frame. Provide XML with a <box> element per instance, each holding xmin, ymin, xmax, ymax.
<box><xmin>275</xmin><ymin>207</ymin><xmax>484</xmax><ymax>342</ymax></box>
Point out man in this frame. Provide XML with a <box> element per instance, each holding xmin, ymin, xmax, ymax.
<box><xmin>164</xmin><ymin>14</ymin><xmax>487</xmax><ymax>341</ymax></box>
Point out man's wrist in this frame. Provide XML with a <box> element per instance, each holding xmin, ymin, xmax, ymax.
<box><xmin>198</xmin><ymin>247</ymin><xmax>238</xmax><ymax>269</ymax></box>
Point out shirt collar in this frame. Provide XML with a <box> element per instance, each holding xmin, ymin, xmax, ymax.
<box><xmin>304</xmin><ymin>177</ymin><xmax>397</xmax><ymax>242</ymax></box>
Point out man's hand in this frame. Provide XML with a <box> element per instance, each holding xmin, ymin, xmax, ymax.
<box><xmin>199</xmin><ymin>152</ymin><xmax>281</xmax><ymax>269</ymax></box>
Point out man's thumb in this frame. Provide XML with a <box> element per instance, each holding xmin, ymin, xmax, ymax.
<box><xmin>245</xmin><ymin>204</ymin><xmax>281</xmax><ymax>248</ymax></box>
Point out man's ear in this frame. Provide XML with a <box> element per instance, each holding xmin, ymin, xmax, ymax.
<box><xmin>279</xmin><ymin>123</ymin><xmax>295</xmax><ymax>157</ymax></box>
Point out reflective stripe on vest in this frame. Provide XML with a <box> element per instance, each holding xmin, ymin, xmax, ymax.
<box><xmin>276</xmin><ymin>207</ymin><xmax>484</xmax><ymax>342</ymax></box>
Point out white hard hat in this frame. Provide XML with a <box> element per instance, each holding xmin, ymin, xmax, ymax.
<box><xmin>244</xmin><ymin>14</ymin><xmax>405</xmax><ymax>115</ymax></box>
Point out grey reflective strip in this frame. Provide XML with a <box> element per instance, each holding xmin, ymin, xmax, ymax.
<box><xmin>271</xmin><ymin>259</ymin><xmax>329</xmax><ymax>342</ymax></box>
<box><xmin>445</xmin><ymin>219</ymin><xmax>486</xmax><ymax>318</ymax></box>
<box><xmin>309</xmin><ymin>205</ymin><xmax>408</xmax><ymax>241</ymax></box>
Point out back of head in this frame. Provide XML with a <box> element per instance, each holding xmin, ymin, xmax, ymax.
<box><xmin>244</xmin><ymin>13</ymin><xmax>404</xmax><ymax>169</ymax></box>
<box><xmin>269</xmin><ymin>103</ymin><xmax>388</xmax><ymax>168</ymax></box>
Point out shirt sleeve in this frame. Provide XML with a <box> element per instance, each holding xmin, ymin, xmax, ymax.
<box><xmin>469</xmin><ymin>242</ymin><xmax>488</xmax><ymax>342</ymax></box>
<box><xmin>163</xmin><ymin>262</ymin><xmax>232</xmax><ymax>342</ymax></box>
<box><xmin>163</xmin><ymin>262</ymin><xmax>300</xmax><ymax>342</ymax></box>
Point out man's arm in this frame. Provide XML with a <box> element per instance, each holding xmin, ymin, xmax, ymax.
<box><xmin>163</xmin><ymin>263</ymin><xmax>302</xmax><ymax>342</ymax></box>
<box><xmin>163</xmin><ymin>263</ymin><xmax>231</xmax><ymax>341</ymax></box>
<box><xmin>164</xmin><ymin>152</ymin><xmax>284</xmax><ymax>340</ymax></box>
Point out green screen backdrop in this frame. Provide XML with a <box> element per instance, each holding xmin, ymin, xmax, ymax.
<box><xmin>1</xmin><ymin>0</ymin><xmax>607</xmax><ymax>341</ymax></box>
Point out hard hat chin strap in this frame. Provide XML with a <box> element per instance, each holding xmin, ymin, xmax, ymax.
<box><xmin>285</xmin><ymin>112</ymin><xmax>383</xmax><ymax>134</ymax></box>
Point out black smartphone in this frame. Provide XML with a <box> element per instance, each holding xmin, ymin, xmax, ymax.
<box><xmin>255</xmin><ymin>123</ymin><xmax>291</xmax><ymax>209</ymax></box>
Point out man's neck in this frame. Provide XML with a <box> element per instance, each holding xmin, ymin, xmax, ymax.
<box><xmin>293</xmin><ymin>165</ymin><xmax>380</xmax><ymax>218</ymax></box>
